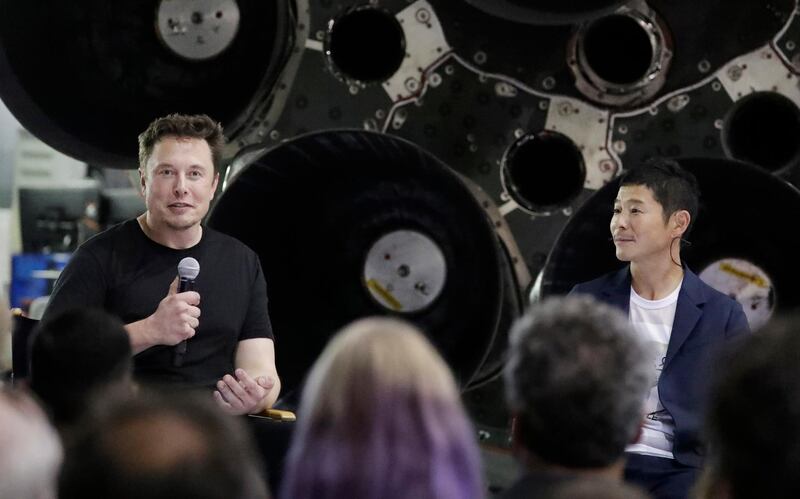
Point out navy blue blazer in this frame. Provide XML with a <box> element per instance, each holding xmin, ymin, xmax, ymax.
<box><xmin>570</xmin><ymin>266</ymin><xmax>750</xmax><ymax>467</ymax></box>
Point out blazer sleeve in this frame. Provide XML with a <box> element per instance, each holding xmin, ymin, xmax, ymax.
<box><xmin>724</xmin><ymin>301</ymin><xmax>751</xmax><ymax>338</ymax></box>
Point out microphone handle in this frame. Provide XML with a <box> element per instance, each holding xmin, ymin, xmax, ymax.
<box><xmin>173</xmin><ymin>278</ymin><xmax>195</xmax><ymax>367</ymax></box>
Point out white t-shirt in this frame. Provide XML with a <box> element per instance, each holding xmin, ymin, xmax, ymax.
<box><xmin>625</xmin><ymin>280</ymin><xmax>682</xmax><ymax>459</ymax></box>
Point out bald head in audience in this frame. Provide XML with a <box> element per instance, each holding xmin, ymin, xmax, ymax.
<box><xmin>59</xmin><ymin>390</ymin><xmax>268</xmax><ymax>499</ymax></box>
<box><xmin>545</xmin><ymin>479</ymin><xmax>651</xmax><ymax>499</ymax></box>
<box><xmin>0</xmin><ymin>388</ymin><xmax>63</xmax><ymax>499</ymax></box>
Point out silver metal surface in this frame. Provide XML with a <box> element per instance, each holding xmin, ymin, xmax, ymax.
<box><xmin>568</xmin><ymin>0</ymin><xmax>672</xmax><ymax>107</ymax></box>
<box><xmin>156</xmin><ymin>0</ymin><xmax>240</xmax><ymax>61</ymax></box>
<box><xmin>699</xmin><ymin>258</ymin><xmax>774</xmax><ymax>331</ymax></box>
<box><xmin>363</xmin><ymin>230</ymin><xmax>447</xmax><ymax>313</ymax></box>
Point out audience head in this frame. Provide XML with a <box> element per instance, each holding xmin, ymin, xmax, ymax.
<box><xmin>30</xmin><ymin>308</ymin><xmax>133</xmax><ymax>428</ymax></box>
<box><xmin>700</xmin><ymin>316</ymin><xmax>800</xmax><ymax>499</ymax></box>
<box><xmin>0</xmin><ymin>388</ymin><xmax>63</xmax><ymax>499</ymax></box>
<box><xmin>504</xmin><ymin>295</ymin><xmax>650</xmax><ymax>470</ymax></box>
<box><xmin>544</xmin><ymin>478</ymin><xmax>651</xmax><ymax>499</ymax></box>
<box><xmin>281</xmin><ymin>317</ymin><xmax>482</xmax><ymax>499</ymax></box>
<box><xmin>59</xmin><ymin>389</ymin><xmax>268</xmax><ymax>499</ymax></box>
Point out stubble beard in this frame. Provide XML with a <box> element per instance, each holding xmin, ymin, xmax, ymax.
<box><xmin>166</xmin><ymin>218</ymin><xmax>200</xmax><ymax>231</ymax></box>
<box><xmin>163</xmin><ymin>209</ymin><xmax>202</xmax><ymax>232</ymax></box>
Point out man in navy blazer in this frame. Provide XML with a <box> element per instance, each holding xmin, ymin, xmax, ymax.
<box><xmin>570</xmin><ymin>158</ymin><xmax>749</xmax><ymax>499</ymax></box>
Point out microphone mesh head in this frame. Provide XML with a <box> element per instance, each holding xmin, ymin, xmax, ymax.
<box><xmin>177</xmin><ymin>257</ymin><xmax>200</xmax><ymax>280</ymax></box>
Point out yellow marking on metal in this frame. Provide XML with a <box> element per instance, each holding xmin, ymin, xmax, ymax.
<box><xmin>366</xmin><ymin>279</ymin><xmax>403</xmax><ymax>311</ymax></box>
<box><xmin>720</xmin><ymin>262</ymin><xmax>768</xmax><ymax>288</ymax></box>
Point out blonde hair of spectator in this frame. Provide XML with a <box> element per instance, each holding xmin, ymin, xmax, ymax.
<box><xmin>282</xmin><ymin>316</ymin><xmax>483</xmax><ymax>499</ymax></box>
<box><xmin>302</xmin><ymin>317</ymin><xmax>459</xmax><ymax>420</ymax></box>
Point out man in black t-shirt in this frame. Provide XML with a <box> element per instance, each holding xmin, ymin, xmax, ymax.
<box><xmin>43</xmin><ymin>114</ymin><xmax>280</xmax><ymax>415</ymax></box>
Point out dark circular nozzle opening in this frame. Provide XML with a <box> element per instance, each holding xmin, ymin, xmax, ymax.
<box><xmin>722</xmin><ymin>91</ymin><xmax>800</xmax><ymax>172</ymax></box>
<box><xmin>326</xmin><ymin>7</ymin><xmax>406</xmax><ymax>84</ymax></box>
<box><xmin>582</xmin><ymin>14</ymin><xmax>654</xmax><ymax>86</ymax></box>
<box><xmin>502</xmin><ymin>131</ymin><xmax>586</xmax><ymax>213</ymax></box>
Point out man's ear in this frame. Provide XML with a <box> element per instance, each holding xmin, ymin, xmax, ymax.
<box><xmin>673</xmin><ymin>210</ymin><xmax>691</xmax><ymax>237</ymax></box>
<box><xmin>139</xmin><ymin>168</ymin><xmax>147</xmax><ymax>197</ymax></box>
<box><xmin>211</xmin><ymin>172</ymin><xmax>219</xmax><ymax>200</ymax></box>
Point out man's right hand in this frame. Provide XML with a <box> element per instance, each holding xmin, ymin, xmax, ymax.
<box><xmin>125</xmin><ymin>276</ymin><xmax>201</xmax><ymax>354</ymax></box>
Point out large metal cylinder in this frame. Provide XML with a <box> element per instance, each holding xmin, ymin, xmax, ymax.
<box><xmin>0</xmin><ymin>0</ymin><xmax>290</xmax><ymax>168</ymax></box>
<box><xmin>460</xmin><ymin>0</ymin><xmax>630</xmax><ymax>25</ymax></box>
<box><xmin>207</xmin><ymin>130</ymin><xmax>516</xmax><ymax>399</ymax></box>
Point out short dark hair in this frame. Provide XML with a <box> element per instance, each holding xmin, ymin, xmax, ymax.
<box><xmin>504</xmin><ymin>295</ymin><xmax>650</xmax><ymax>468</ymax></box>
<box><xmin>619</xmin><ymin>157</ymin><xmax>700</xmax><ymax>236</ymax></box>
<box><xmin>704</xmin><ymin>316</ymin><xmax>800</xmax><ymax>499</ymax></box>
<box><xmin>30</xmin><ymin>308</ymin><xmax>132</xmax><ymax>428</ymax></box>
<box><xmin>138</xmin><ymin>113</ymin><xmax>225</xmax><ymax>172</ymax></box>
<box><xmin>58</xmin><ymin>390</ymin><xmax>268</xmax><ymax>499</ymax></box>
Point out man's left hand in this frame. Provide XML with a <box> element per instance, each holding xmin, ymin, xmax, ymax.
<box><xmin>213</xmin><ymin>368</ymin><xmax>275</xmax><ymax>415</ymax></box>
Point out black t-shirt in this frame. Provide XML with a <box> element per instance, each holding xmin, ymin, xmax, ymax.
<box><xmin>43</xmin><ymin>219</ymin><xmax>273</xmax><ymax>389</ymax></box>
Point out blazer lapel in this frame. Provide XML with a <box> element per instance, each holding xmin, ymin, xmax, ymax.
<box><xmin>664</xmin><ymin>268</ymin><xmax>706</xmax><ymax>368</ymax></box>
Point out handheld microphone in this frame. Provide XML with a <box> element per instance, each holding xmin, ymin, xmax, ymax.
<box><xmin>173</xmin><ymin>257</ymin><xmax>200</xmax><ymax>367</ymax></box>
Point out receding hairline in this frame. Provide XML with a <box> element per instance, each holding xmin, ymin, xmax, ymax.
<box><xmin>140</xmin><ymin>135</ymin><xmax>217</xmax><ymax>175</ymax></box>
<box><xmin>137</xmin><ymin>114</ymin><xmax>225</xmax><ymax>172</ymax></box>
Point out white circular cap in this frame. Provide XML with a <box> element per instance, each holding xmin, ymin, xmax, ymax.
<box><xmin>363</xmin><ymin>230</ymin><xmax>447</xmax><ymax>313</ymax></box>
<box><xmin>699</xmin><ymin>258</ymin><xmax>774</xmax><ymax>331</ymax></box>
<box><xmin>156</xmin><ymin>0</ymin><xmax>240</xmax><ymax>61</ymax></box>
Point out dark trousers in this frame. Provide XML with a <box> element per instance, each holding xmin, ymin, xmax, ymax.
<box><xmin>624</xmin><ymin>453</ymin><xmax>699</xmax><ymax>499</ymax></box>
